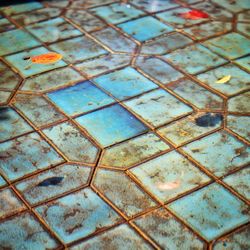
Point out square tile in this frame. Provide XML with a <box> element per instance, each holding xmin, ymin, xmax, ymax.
<box><xmin>164</xmin><ymin>44</ymin><xmax>227</xmax><ymax>74</ymax></box>
<box><xmin>47</xmin><ymin>81</ymin><xmax>115</xmax><ymax>116</ymax></box>
<box><xmin>75</xmin><ymin>104</ymin><xmax>148</xmax><ymax>147</ymax></box>
<box><xmin>182</xmin><ymin>131</ymin><xmax>250</xmax><ymax>177</ymax></box>
<box><xmin>36</xmin><ymin>188</ymin><xmax>122</xmax><ymax>243</ymax></box>
<box><xmin>117</xmin><ymin>16</ymin><xmax>173</xmax><ymax>42</ymax></box>
<box><xmin>130</xmin><ymin>151</ymin><xmax>210</xmax><ymax>202</ymax></box>
<box><xmin>93</xmin><ymin>67</ymin><xmax>157</xmax><ymax>100</ymax></box>
<box><xmin>169</xmin><ymin>183</ymin><xmax>250</xmax><ymax>241</ymax></box>
<box><xmin>124</xmin><ymin>89</ymin><xmax>192</xmax><ymax>127</ymax></box>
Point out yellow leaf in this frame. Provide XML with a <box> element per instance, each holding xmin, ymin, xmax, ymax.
<box><xmin>216</xmin><ymin>75</ymin><xmax>231</xmax><ymax>84</ymax></box>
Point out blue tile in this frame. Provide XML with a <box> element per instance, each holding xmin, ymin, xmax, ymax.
<box><xmin>0</xmin><ymin>176</ymin><xmax>6</xmax><ymax>188</ymax></box>
<box><xmin>212</xmin><ymin>0</ymin><xmax>250</xmax><ymax>13</ymax></box>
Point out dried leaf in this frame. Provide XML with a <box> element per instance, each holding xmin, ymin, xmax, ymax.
<box><xmin>157</xmin><ymin>180</ymin><xmax>181</xmax><ymax>190</ymax></box>
<box><xmin>216</xmin><ymin>75</ymin><xmax>231</xmax><ymax>84</ymax></box>
<box><xmin>179</xmin><ymin>9</ymin><xmax>209</xmax><ymax>20</ymax></box>
<box><xmin>30</xmin><ymin>52</ymin><xmax>63</xmax><ymax>64</ymax></box>
<box><xmin>37</xmin><ymin>176</ymin><xmax>64</xmax><ymax>187</ymax></box>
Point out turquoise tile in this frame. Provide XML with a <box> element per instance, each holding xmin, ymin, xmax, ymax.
<box><xmin>164</xmin><ymin>44</ymin><xmax>227</xmax><ymax>74</ymax></box>
<box><xmin>91</xmin><ymin>3</ymin><xmax>144</xmax><ymax>24</ymax></box>
<box><xmin>44</xmin><ymin>0</ymin><xmax>70</xmax><ymax>8</ymax></box>
<box><xmin>133</xmin><ymin>208</ymin><xmax>205</xmax><ymax>249</ymax></box>
<box><xmin>169</xmin><ymin>183</ymin><xmax>250</xmax><ymax>241</ymax></box>
<box><xmin>49</xmin><ymin>36</ymin><xmax>107</xmax><ymax>63</ymax></box>
<box><xmin>100</xmin><ymin>132</ymin><xmax>169</xmax><ymax>169</ymax></box>
<box><xmin>43</xmin><ymin>121</ymin><xmax>99</xmax><ymax>164</ymax></box>
<box><xmin>228</xmin><ymin>92</ymin><xmax>250</xmax><ymax>113</ymax></box>
<box><xmin>168</xmin><ymin>79</ymin><xmax>224</xmax><ymax>110</ymax></box>
<box><xmin>117</xmin><ymin>16</ymin><xmax>173</xmax><ymax>42</ymax></box>
<box><xmin>130</xmin><ymin>151</ymin><xmax>210</xmax><ymax>202</ymax></box>
<box><xmin>36</xmin><ymin>188</ymin><xmax>122</xmax><ymax>243</ymax></box>
<box><xmin>234</xmin><ymin>55</ymin><xmax>250</xmax><ymax>71</ymax></box>
<box><xmin>27</xmin><ymin>17</ymin><xmax>82</xmax><ymax>43</ymax></box>
<box><xmin>16</xmin><ymin>164</ymin><xmax>92</xmax><ymax>205</ymax></box>
<box><xmin>5</xmin><ymin>46</ymin><xmax>67</xmax><ymax>77</ymax></box>
<box><xmin>0</xmin><ymin>212</ymin><xmax>59</xmax><ymax>249</ymax></box>
<box><xmin>47</xmin><ymin>81</ymin><xmax>115</xmax><ymax>116</ymax></box>
<box><xmin>0</xmin><ymin>29</ymin><xmax>40</xmax><ymax>56</ymax></box>
<box><xmin>0</xmin><ymin>18</ymin><xmax>15</xmax><ymax>32</ymax></box>
<box><xmin>196</xmin><ymin>63</ymin><xmax>250</xmax><ymax>96</ymax></box>
<box><xmin>203</xmin><ymin>33</ymin><xmax>250</xmax><ymax>59</ymax></box>
<box><xmin>212</xmin><ymin>0</ymin><xmax>250</xmax><ymax>13</ymax></box>
<box><xmin>238</xmin><ymin>11</ymin><xmax>250</xmax><ymax>23</ymax></box>
<box><xmin>0</xmin><ymin>132</ymin><xmax>64</xmax><ymax>181</ymax></box>
<box><xmin>69</xmin><ymin>0</ymin><xmax>114</xmax><ymax>9</ymax></box>
<box><xmin>0</xmin><ymin>90</ymin><xmax>12</xmax><ymax>105</ymax></box>
<box><xmin>124</xmin><ymin>89</ymin><xmax>193</xmax><ymax>127</ymax></box>
<box><xmin>237</xmin><ymin>23</ymin><xmax>250</xmax><ymax>36</ymax></box>
<box><xmin>0</xmin><ymin>107</ymin><xmax>33</xmax><ymax>142</ymax></box>
<box><xmin>93</xmin><ymin>67</ymin><xmax>157</xmax><ymax>100</ymax></box>
<box><xmin>0</xmin><ymin>176</ymin><xmax>6</xmax><ymax>188</ymax></box>
<box><xmin>70</xmin><ymin>224</ymin><xmax>153</xmax><ymax>250</ymax></box>
<box><xmin>75</xmin><ymin>104</ymin><xmax>148</xmax><ymax>147</ymax></box>
<box><xmin>182</xmin><ymin>131</ymin><xmax>250</xmax><ymax>177</ymax></box>
<box><xmin>13</xmin><ymin>94</ymin><xmax>65</xmax><ymax>127</ymax></box>
<box><xmin>93</xmin><ymin>169</ymin><xmax>156</xmax><ymax>217</ymax></box>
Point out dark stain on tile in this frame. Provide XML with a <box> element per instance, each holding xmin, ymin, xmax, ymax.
<box><xmin>37</xmin><ymin>176</ymin><xmax>64</xmax><ymax>187</ymax></box>
<box><xmin>195</xmin><ymin>113</ymin><xmax>223</xmax><ymax>127</ymax></box>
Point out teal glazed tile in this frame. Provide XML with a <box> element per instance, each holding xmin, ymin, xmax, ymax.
<box><xmin>117</xmin><ymin>16</ymin><xmax>173</xmax><ymax>42</ymax></box>
<box><xmin>0</xmin><ymin>107</ymin><xmax>33</xmax><ymax>142</ymax></box>
<box><xmin>47</xmin><ymin>81</ymin><xmax>115</xmax><ymax>116</ymax></box>
<box><xmin>238</xmin><ymin>10</ymin><xmax>250</xmax><ymax>23</ymax></box>
<box><xmin>93</xmin><ymin>67</ymin><xmax>157</xmax><ymax>100</ymax></box>
<box><xmin>157</xmin><ymin>112</ymin><xmax>223</xmax><ymax>146</ymax></box>
<box><xmin>0</xmin><ymin>29</ymin><xmax>40</xmax><ymax>56</ymax></box>
<box><xmin>212</xmin><ymin>0</ymin><xmax>250</xmax><ymax>13</ymax></box>
<box><xmin>237</xmin><ymin>23</ymin><xmax>250</xmax><ymax>36</ymax></box>
<box><xmin>76</xmin><ymin>54</ymin><xmax>131</xmax><ymax>77</ymax></box>
<box><xmin>44</xmin><ymin>0</ymin><xmax>69</xmax><ymax>8</ymax></box>
<box><xmin>75</xmin><ymin>104</ymin><xmax>148</xmax><ymax>147</ymax></box>
<box><xmin>0</xmin><ymin>90</ymin><xmax>12</xmax><ymax>105</ymax></box>
<box><xmin>0</xmin><ymin>18</ymin><xmax>16</xmax><ymax>32</ymax></box>
<box><xmin>164</xmin><ymin>44</ymin><xmax>227</xmax><ymax>75</ymax></box>
<box><xmin>168</xmin><ymin>79</ymin><xmax>224</xmax><ymax>110</ymax></box>
<box><xmin>0</xmin><ymin>188</ymin><xmax>25</xmax><ymax>219</ymax></box>
<box><xmin>70</xmin><ymin>0</ymin><xmax>114</xmax><ymax>9</ymax></box>
<box><xmin>196</xmin><ymin>63</ymin><xmax>250</xmax><ymax>96</ymax></box>
<box><xmin>70</xmin><ymin>224</ymin><xmax>153</xmax><ymax>250</ymax></box>
<box><xmin>140</xmin><ymin>33</ymin><xmax>193</xmax><ymax>55</ymax></box>
<box><xmin>213</xmin><ymin>225</ymin><xmax>250</xmax><ymax>250</ymax></box>
<box><xmin>27</xmin><ymin>17</ymin><xmax>82</xmax><ymax>43</ymax></box>
<box><xmin>133</xmin><ymin>208</ymin><xmax>205</xmax><ymax>249</ymax></box>
<box><xmin>13</xmin><ymin>94</ymin><xmax>65</xmax><ymax>127</ymax></box>
<box><xmin>100</xmin><ymin>132</ymin><xmax>169</xmax><ymax>169</ymax></box>
<box><xmin>228</xmin><ymin>92</ymin><xmax>250</xmax><ymax>113</ymax></box>
<box><xmin>130</xmin><ymin>151</ymin><xmax>210</xmax><ymax>203</ymax></box>
<box><xmin>0</xmin><ymin>176</ymin><xmax>6</xmax><ymax>187</ymax></box>
<box><xmin>5</xmin><ymin>46</ymin><xmax>67</xmax><ymax>77</ymax></box>
<box><xmin>36</xmin><ymin>188</ymin><xmax>122</xmax><ymax>243</ymax></box>
<box><xmin>182</xmin><ymin>131</ymin><xmax>250</xmax><ymax>177</ymax></box>
<box><xmin>0</xmin><ymin>212</ymin><xmax>59</xmax><ymax>249</ymax></box>
<box><xmin>43</xmin><ymin>121</ymin><xmax>99</xmax><ymax>164</ymax></box>
<box><xmin>124</xmin><ymin>89</ymin><xmax>193</xmax><ymax>127</ymax></box>
<box><xmin>93</xmin><ymin>169</ymin><xmax>156</xmax><ymax>217</ymax></box>
<box><xmin>204</xmin><ymin>33</ymin><xmax>250</xmax><ymax>60</ymax></box>
<box><xmin>227</xmin><ymin>115</ymin><xmax>250</xmax><ymax>141</ymax></box>
<box><xmin>0</xmin><ymin>132</ymin><xmax>63</xmax><ymax>181</ymax></box>
<box><xmin>49</xmin><ymin>36</ymin><xmax>107</xmax><ymax>63</ymax></box>
<box><xmin>136</xmin><ymin>57</ymin><xmax>184</xmax><ymax>84</ymax></box>
<box><xmin>21</xmin><ymin>67</ymin><xmax>84</xmax><ymax>92</ymax></box>
<box><xmin>168</xmin><ymin>183</ymin><xmax>250</xmax><ymax>241</ymax></box>
<box><xmin>91</xmin><ymin>3</ymin><xmax>144</xmax><ymax>24</ymax></box>
<box><xmin>93</xmin><ymin>27</ymin><xmax>136</xmax><ymax>53</ymax></box>
<box><xmin>234</xmin><ymin>56</ymin><xmax>250</xmax><ymax>71</ymax></box>
<box><xmin>223</xmin><ymin>167</ymin><xmax>250</xmax><ymax>200</ymax></box>
<box><xmin>16</xmin><ymin>164</ymin><xmax>92</xmax><ymax>205</ymax></box>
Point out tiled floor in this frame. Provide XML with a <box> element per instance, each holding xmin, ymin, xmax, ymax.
<box><xmin>0</xmin><ymin>0</ymin><xmax>249</xmax><ymax>249</ymax></box>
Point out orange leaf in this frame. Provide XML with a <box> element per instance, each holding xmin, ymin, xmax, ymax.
<box><xmin>179</xmin><ymin>9</ymin><xmax>209</xmax><ymax>20</ymax></box>
<box><xmin>30</xmin><ymin>52</ymin><xmax>63</xmax><ymax>64</ymax></box>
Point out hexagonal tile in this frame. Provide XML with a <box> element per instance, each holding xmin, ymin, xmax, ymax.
<box><xmin>237</xmin><ymin>23</ymin><xmax>250</xmax><ymax>36</ymax></box>
<box><xmin>69</xmin><ymin>0</ymin><xmax>113</xmax><ymax>9</ymax></box>
<box><xmin>0</xmin><ymin>18</ymin><xmax>16</xmax><ymax>32</ymax></box>
<box><xmin>234</xmin><ymin>55</ymin><xmax>250</xmax><ymax>71</ymax></box>
<box><xmin>212</xmin><ymin>0</ymin><xmax>250</xmax><ymax>13</ymax></box>
<box><xmin>228</xmin><ymin>92</ymin><xmax>250</xmax><ymax>113</ymax></box>
<box><xmin>0</xmin><ymin>176</ymin><xmax>6</xmax><ymax>188</ymax></box>
<box><xmin>0</xmin><ymin>91</ymin><xmax>12</xmax><ymax>105</ymax></box>
<box><xmin>237</xmin><ymin>10</ymin><xmax>250</xmax><ymax>22</ymax></box>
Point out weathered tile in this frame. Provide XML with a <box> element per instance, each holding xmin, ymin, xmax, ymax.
<box><xmin>157</xmin><ymin>112</ymin><xmax>223</xmax><ymax>146</ymax></box>
<box><xmin>16</xmin><ymin>164</ymin><xmax>92</xmax><ymax>205</ymax></box>
<box><xmin>228</xmin><ymin>92</ymin><xmax>250</xmax><ymax>113</ymax></box>
<box><xmin>124</xmin><ymin>89</ymin><xmax>193</xmax><ymax>127</ymax></box>
<box><xmin>93</xmin><ymin>67</ymin><xmax>157</xmax><ymax>100</ymax></box>
<box><xmin>0</xmin><ymin>176</ymin><xmax>6</xmax><ymax>187</ymax></box>
<box><xmin>0</xmin><ymin>90</ymin><xmax>12</xmax><ymax>105</ymax></box>
<box><xmin>75</xmin><ymin>104</ymin><xmax>148</xmax><ymax>147</ymax></box>
<box><xmin>164</xmin><ymin>44</ymin><xmax>227</xmax><ymax>74</ymax></box>
<box><xmin>70</xmin><ymin>0</ymin><xmax>114</xmax><ymax>9</ymax></box>
<box><xmin>169</xmin><ymin>183</ymin><xmax>250</xmax><ymax>241</ymax></box>
<box><xmin>36</xmin><ymin>188</ymin><xmax>122</xmax><ymax>243</ymax></box>
<box><xmin>0</xmin><ymin>212</ymin><xmax>59</xmax><ymax>249</ymax></box>
<box><xmin>43</xmin><ymin>0</ymin><xmax>69</xmax><ymax>8</ymax></box>
<box><xmin>43</xmin><ymin>121</ymin><xmax>99</xmax><ymax>164</ymax></box>
<box><xmin>93</xmin><ymin>169</ymin><xmax>156</xmax><ymax>217</ymax></box>
<box><xmin>0</xmin><ymin>107</ymin><xmax>33</xmax><ymax>142</ymax></box>
<box><xmin>117</xmin><ymin>16</ymin><xmax>173</xmax><ymax>42</ymax></box>
<box><xmin>100</xmin><ymin>133</ymin><xmax>169</xmax><ymax>169</ymax></box>
<box><xmin>47</xmin><ymin>81</ymin><xmax>115</xmax><ymax>116</ymax></box>
<box><xmin>70</xmin><ymin>224</ymin><xmax>153</xmax><ymax>250</ymax></box>
<box><xmin>234</xmin><ymin>56</ymin><xmax>250</xmax><ymax>71</ymax></box>
<box><xmin>0</xmin><ymin>18</ymin><xmax>16</xmax><ymax>32</ymax></box>
<box><xmin>212</xmin><ymin>0</ymin><xmax>250</xmax><ymax>13</ymax></box>
<box><xmin>133</xmin><ymin>208</ymin><xmax>205</xmax><ymax>249</ymax></box>
<box><xmin>182</xmin><ymin>131</ymin><xmax>250</xmax><ymax>177</ymax></box>
<box><xmin>0</xmin><ymin>132</ymin><xmax>63</xmax><ymax>181</ymax></box>
<box><xmin>237</xmin><ymin>23</ymin><xmax>250</xmax><ymax>36</ymax></box>
<box><xmin>237</xmin><ymin>10</ymin><xmax>250</xmax><ymax>23</ymax></box>
<box><xmin>13</xmin><ymin>94</ymin><xmax>65</xmax><ymax>127</ymax></box>
<box><xmin>130</xmin><ymin>151</ymin><xmax>210</xmax><ymax>202</ymax></box>
<box><xmin>27</xmin><ymin>17</ymin><xmax>82</xmax><ymax>43</ymax></box>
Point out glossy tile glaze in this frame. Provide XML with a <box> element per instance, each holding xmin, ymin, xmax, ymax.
<box><xmin>0</xmin><ymin>0</ymin><xmax>249</xmax><ymax>249</ymax></box>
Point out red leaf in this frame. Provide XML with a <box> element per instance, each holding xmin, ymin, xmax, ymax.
<box><xmin>179</xmin><ymin>9</ymin><xmax>209</xmax><ymax>20</ymax></box>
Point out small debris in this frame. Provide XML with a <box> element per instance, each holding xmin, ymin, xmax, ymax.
<box><xmin>195</xmin><ymin>113</ymin><xmax>223</xmax><ymax>127</ymax></box>
<box><xmin>37</xmin><ymin>176</ymin><xmax>64</xmax><ymax>187</ymax></box>
<box><xmin>179</xmin><ymin>9</ymin><xmax>209</xmax><ymax>20</ymax></box>
<box><xmin>216</xmin><ymin>75</ymin><xmax>231</xmax><ymax>84</ymax></box>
